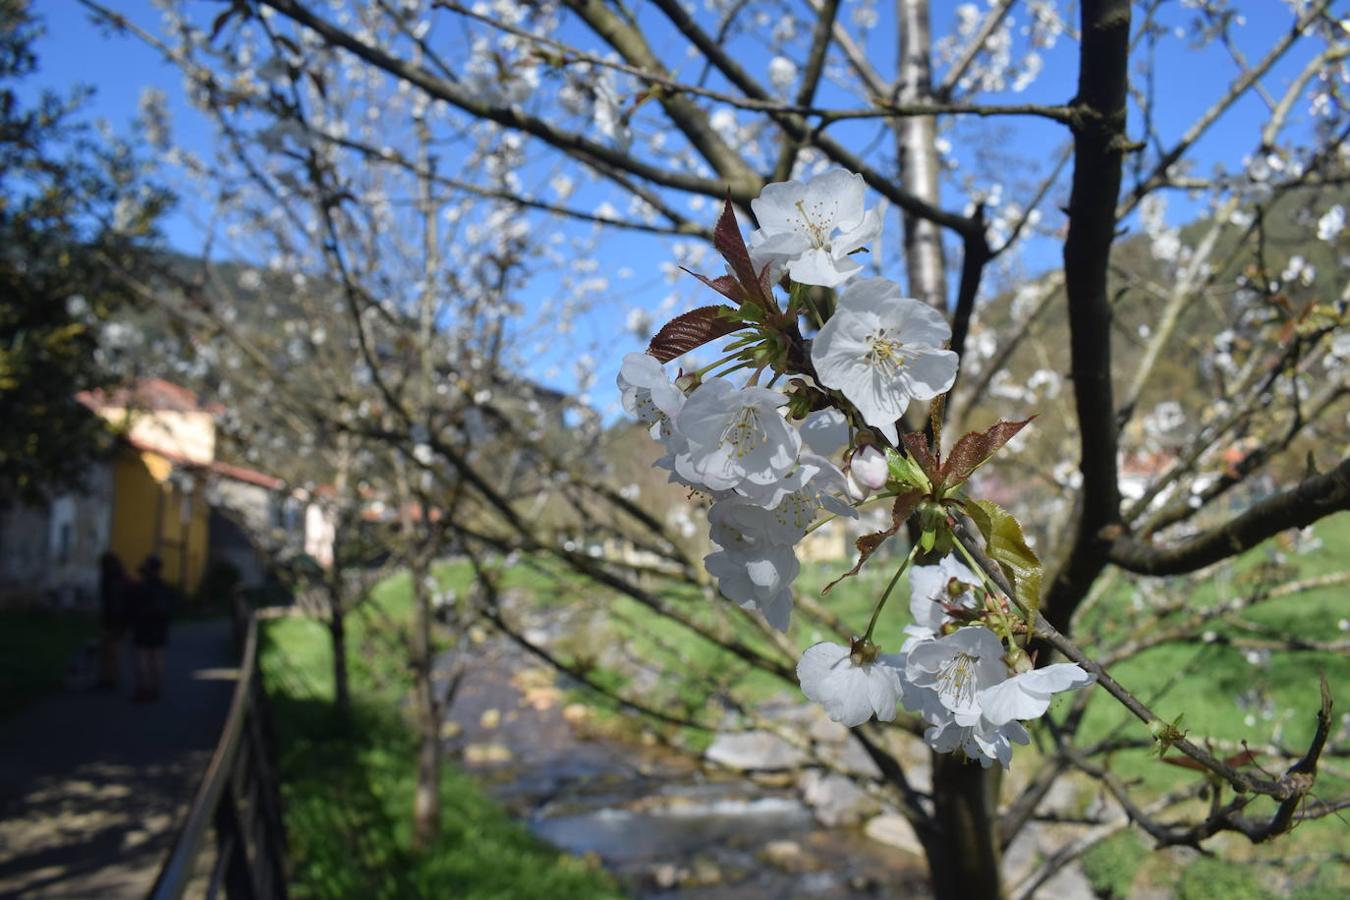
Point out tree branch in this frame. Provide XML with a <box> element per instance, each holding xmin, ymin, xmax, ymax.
<box><xmin>1042</xmin><ymin>0</ymin><xmax>1130</xmax><ymax>627</ymax></box>
<box><xmin>257</xmin><ymin>0</ymin><xmax>751</xmax><ymax>201</ymax></box>
<box><xmin>1108</xmin><ymin>457</ymin><xmax>1350</xmax><ymax>576</ymax></box>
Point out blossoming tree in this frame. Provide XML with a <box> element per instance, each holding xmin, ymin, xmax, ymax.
<box><xmin>86</xmin><ymin>0</ymin><xmax>1350</xmax><ymax>895</ymax></box>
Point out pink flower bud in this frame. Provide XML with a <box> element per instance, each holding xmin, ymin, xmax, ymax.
<box><xmin>851</xmin><ymin>445</ymin><xmax>889</xmax><ymax>491</ymax></box>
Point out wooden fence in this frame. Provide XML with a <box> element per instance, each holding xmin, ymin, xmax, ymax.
<box><xmin>148</xmin><ymin>600</ymin><xmax>288</xmax><ymax>899</ymax></box>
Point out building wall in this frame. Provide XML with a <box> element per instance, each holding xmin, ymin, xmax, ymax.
<box><xmin>213</xmin><ymin>479</ymin><xmax>275</xmax><ymax>536</ymax></box>
<box><xmin>0</xmin><ymin>464</ymin><xmax>113</xmax><ymax>609</ymax></box>
<box><xmin>109</xmin><ymin>448</ymin><xmax>209</xmax><ymax>595</ymax></box>
<box><xmin>208</xmin><ymin>479</ymin><xmax>295</xmax><ymax>588</ymax></box>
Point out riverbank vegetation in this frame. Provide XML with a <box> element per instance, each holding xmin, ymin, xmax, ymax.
<box><xmin>430</xmin><ymin>514</ymin><xmax>1350</xmax><ymax>896</ymax></box>
<box><xmin>257</xmin><ymin>581</ymin><xmax>621</xmax><ymax>900</ymax></box>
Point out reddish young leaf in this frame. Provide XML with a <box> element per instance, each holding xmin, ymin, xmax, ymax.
<box><xmin>647</xmin><ymin>305</ymin><xmax>742</xmax><ymax>363</ymax></box>
<box><xmin>713</xmin><ymin>196</ymin><xmax>760</xmax><ymax>292</ymax></box>
<box><xmin>941</xmin><ymin>417</ymin><xmax>1034</xmax><ymax>490</ymax></box>
<box><xmin>822</xmin><ymin>490</ymin><xmax>923</xmax><ymax>594</ymax></box>
<box><xmin>901</xmin><ymin>432</ymin><xmax>941</xmax><ymax>484</ymax></box>
<box><xmin>681</xmin><ymin>268</ymin><xmax>751</xmax><ymax>306</ymax></box>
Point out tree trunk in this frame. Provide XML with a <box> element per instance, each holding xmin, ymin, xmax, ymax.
<box><xmin>328</xmin><ymin>603</ymin><xmax>351</xmax><ymax>728</ymax></box>
<box><xmin>329</xmin><ymin>437</ymin><xmax>354</xmax><ymax>728</ymax></box>
<box><xmin>924</xmin><ymin>752</ymin><xmax>1005</xmax><ymax>900</ymax></box>
<box><xmin>409</xmin><ymin>560</ymin><xmax>442</xmax><ymax>851</ymax></box>
<box><xmin>893</xmin><ymin>2</ymin><xmax>1002</xmax><ymax>895</ymax></box>
<box><xmin>895</xmin><ymin>0</ymin><xmax>948</xmax><ymax>312</ymax></box>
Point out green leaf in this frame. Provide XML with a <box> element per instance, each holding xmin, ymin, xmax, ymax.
<box><xmin>885</xmin><ymin>448</ymin><xmax>931</xmax><ymax>493</ymax></box>
<box><xmin>967</xmin><ymin>499</ymin><xmax>1043</xmax><ymax>624</ymax></box>
<box><xmin>1148</xmin><ymin>714</ymin><xmax>1187</xmax><ymax>758</ymax></box>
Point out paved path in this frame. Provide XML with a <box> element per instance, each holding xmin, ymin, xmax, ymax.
<box><xmin>0</xmin><ymin>619</ymin><xmax>238</xmax><ymax>899</ymax></box>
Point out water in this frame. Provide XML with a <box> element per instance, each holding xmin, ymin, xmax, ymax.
<box><xmin>440</xmin><ymin>638</ymin><xmax>931</xmax><ymax>898</ymax></box>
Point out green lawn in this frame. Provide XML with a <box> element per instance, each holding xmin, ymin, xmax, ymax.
<box><xmin>258</xmin><ymin>590</ymin><xmax>622</xmax><ymax>899</ymax></box>
<box><xmin>0</xmin><ymin>610</ymin><xmax>98</xmax><ymax>720</ymax></box>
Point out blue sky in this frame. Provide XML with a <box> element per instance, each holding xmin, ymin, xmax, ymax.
<box><xmin>22</xmin><ymin>0</ymin><xmax>1336</xmax><ymax>412</ymax></box>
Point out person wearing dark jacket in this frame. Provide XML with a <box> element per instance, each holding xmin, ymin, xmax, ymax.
<box><xmin>97</xmin><ymin>553</ymin><xmax>131</xmax><ymax>689</ymax></box>
<box><xmin>130</xmin><ymin>555</ymin><xmax>171</xmax><ymax>702</ymax></box>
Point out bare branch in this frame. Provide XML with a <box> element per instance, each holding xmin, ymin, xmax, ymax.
<box><xmin>1109</xmin><ymin>457</ymin><xmax>1350</xmax><ymax>576</ymax></box>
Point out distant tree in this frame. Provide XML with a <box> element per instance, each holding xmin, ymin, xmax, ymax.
<box><xmin>0</xmin><ymin>0</ymin><xmax>169</xmax><ymax>501</ymax></box>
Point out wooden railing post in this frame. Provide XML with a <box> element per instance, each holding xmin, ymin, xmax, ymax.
<box><xmin>149</xmin><ymin>611</ymin><xmax>290</xmax><ymax>899</ymax></box>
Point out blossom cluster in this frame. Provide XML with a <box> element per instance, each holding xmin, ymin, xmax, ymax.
<box><xmin>618</xmin><ymin>169</ymin><xmax>1091</xmax><ymax>767</ymax></box>
<box><xmin>798</xmin><ymin>556</ymin><xmax>1092</xmax><ymax>767</ymax></box>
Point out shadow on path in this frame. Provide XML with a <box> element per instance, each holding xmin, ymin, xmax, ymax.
<box><xmin>0</xmin><ymin>619</ymin><xmax>237</xmax><ymax>899</ymax></box>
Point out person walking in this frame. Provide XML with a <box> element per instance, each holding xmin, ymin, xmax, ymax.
<box><xmin>130</xmin><ymin>555</ymin><xmax>171</xmax><ymax>702</ymax></box>
<box><xmin>96</xmin><ymin>553</ymin><xmax>132</xmax><ymax>689</ymax></box>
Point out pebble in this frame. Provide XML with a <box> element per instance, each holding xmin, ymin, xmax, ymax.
<box><xmin>462</xmin><ymin>742</ymin><xmax>513</xmax><ymax>764</ymax></box>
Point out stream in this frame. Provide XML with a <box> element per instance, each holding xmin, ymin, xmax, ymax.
<box><xmin>440</xmin><ymin>634</ymin><xmax>933</xmax><ymax>899</ymax></box>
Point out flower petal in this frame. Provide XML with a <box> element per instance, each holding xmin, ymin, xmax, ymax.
<box><xmin>976</xmin><ymin>677</ymin><xmax>1051</xmax><ymax>726</ymax></box>
<box><xmin>800</xmin><ymin>168</ymin><xmax>866</xmax><ymax>232</ymax></box>
<box><xmin>789</xmin><ymin>247</ymin><xmax>857</xmax><ymax>288</ymax></box>
<box><xmin>898</xmin><ymin>348</ymin><xmax>959</xmax><ymax>400</ymax></box>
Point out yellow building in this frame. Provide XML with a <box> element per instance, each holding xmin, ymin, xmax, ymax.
<box><xmin>82</xmin><ymin>380</ymin><xmax>217</xmax><ymax>595</ymax></box>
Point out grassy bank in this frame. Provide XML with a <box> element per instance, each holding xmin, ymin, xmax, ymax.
<box><xmin>0</xmin><ymin>610</ymin><xmax>98</xmax><ymax>720</ymax></box>
<box><xmin>258</xmin><ymin>584</ymin><xmax>621</xmax><ymax>899</ymax></box>
<box><xmin>427</xmin><ymin>514</ymin><xmax>1350</xmax><ymax>896</ymax></box>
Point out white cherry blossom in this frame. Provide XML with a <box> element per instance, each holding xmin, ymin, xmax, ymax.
<box><xmin>902</xmin><ymin>555</ymin><xmax>981</xmax><ymax>650</ymax></box>
<box><xmin>977</xmin><ymin>663</ymin><xmax>1094</xmax><ymax>726</ymax></box>
<box><xmin>811</xmin><ymin>278</ymin><xmax>958</xmax><ymax>444</ymax></box>
<box><xmin>923</xmin><ymin>711</ymin><xmax>1031</xmax><ymax>769</ymax></box>
<box><xmin>704</xmin><ymin>541</ymin><xmax>798</xmax><ymax>631</ymax></box>
<box><xmin>797</xmin><ymin>641</ymin><xmax>905</xmax><ymax>727</ymax></box>
<box><xmin>905</xmin><ymin>626</ymin><xmax>1007</xmax><ymax>726</ymax></box>
<box><xmin>850</xmin><ymin>445</ymin><xmax>889</xmax><ymax>490</ymax></box>
<box><xmin>799</xmin><ymin>408</ymin><xmax>849</xmax><ymax>457</ymax></box>
<box><xmin>1317</xmin><ymin>204</ymin><xmax>1344</xmax><ymax>242</ymax></box>
<box><xmin>731</xmin><ymin>453</ymin><xmax>821</xmax><ymax>512</ymax></box>
<box><xmin>748</xmin><ymin>169</ymin><xmax>882</xmax><ymax>288</ymax></box>
<box><xmin>617</xmin><ymin>352</ymin><xmax>683</xmax><ymax>436</ymax></box>
<box><xmin>709</xmin><ymin>494</ymin><xmax>804</xmax><ymax>547</ymax></box>
<box><xmin>673</xmin><ymin>380</ymin><xmax>800</xmax><ymax>492</ymax></box>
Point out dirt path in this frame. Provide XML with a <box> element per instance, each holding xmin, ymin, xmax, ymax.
<box><xmin>0</xmin><ymin>619</ymin><xmax>237</xmax><ymax>899</ymax></box>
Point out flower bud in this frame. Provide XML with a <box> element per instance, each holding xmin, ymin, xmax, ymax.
<box><xmin>850</xmin><ymin>445</ymin><xmax>889</xmax><ymax>491</ymax></box>
<box><xmin>845</xmin><ymin>469</ymin><xmax>871</xmax><ymax>502</ymax></box>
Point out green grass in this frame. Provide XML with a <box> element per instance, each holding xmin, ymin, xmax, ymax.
<box><xmin>1081</xmin><ymin>831</ymin><xmax>1146</xmax><ymax>899</ymax></box>
<box><xmin>1056</xmin><ymin>516</ymin><xmax>1350</xmax><ymax>894</ymax></box>
<box><xmin>0</xmin><ymin>610</ymin><xmax>98</xmax><ymax>720</ymax></box>
<box><xmin>1175</xmin><ymin>857</ymin><xmax>1269</xmax><ymax>900</ymax></box>
<box><xmin>259</xmin><ymin>591</ymin><xmax>622</xmax><ymax>899</ymax></box>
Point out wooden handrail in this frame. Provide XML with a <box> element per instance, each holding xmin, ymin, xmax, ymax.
<box><xmin>148</xmin><ymin>600</ymin><xmax>288</xmax><ymax>899</ymax></box>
